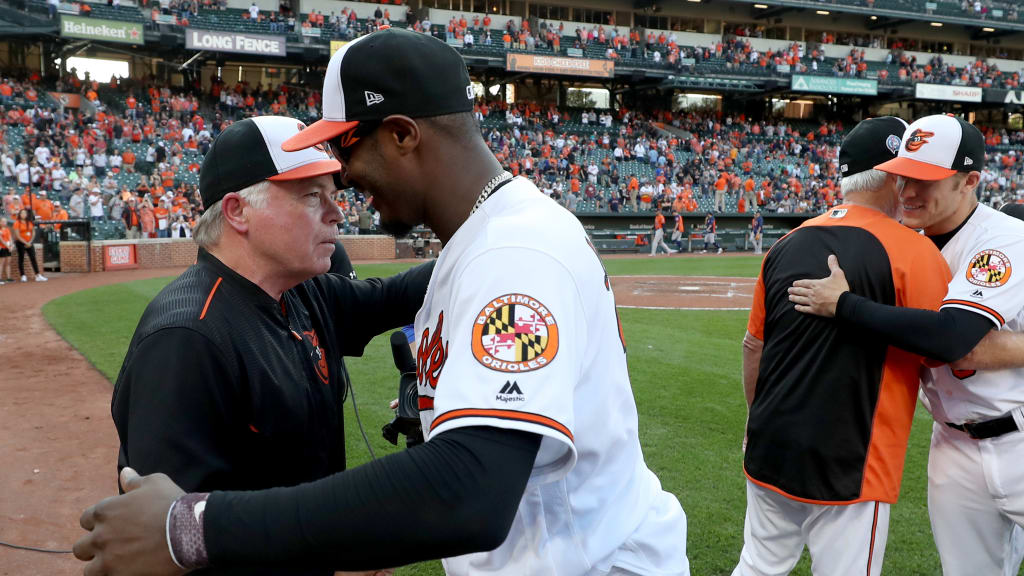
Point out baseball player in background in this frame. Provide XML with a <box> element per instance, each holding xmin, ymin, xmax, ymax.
<box><xmin>750</xmin><ymin>211</ymin><xmax>763</xmax><ymax>255</ymax></box>
<box><xmin>73</xmin><ymin>28</ymin><xmax>689</xmax><ymax>576</ymax></box>
<box><xmin>671</xmin><ymin>210</ymin><xmax>686</xmax><ymax>251</ymax></box>
<box><xmin>702</xmin><ymin>211</ymin><xmax>721</xmax><ymax>254</ymax></box>
<box><xmin>789</xmin><ymin>115</ymin><xmax>1024</xmax><ymax>576</ymax></box>
<box><xmin>737</xmin><ymin>117</ymin><xmax>953</xmax><ymax>576</ymax></box>
<box><xmin>651</xmin><ymin>208</ymin><xmax>677</xmax><ymax>256</ymax></box>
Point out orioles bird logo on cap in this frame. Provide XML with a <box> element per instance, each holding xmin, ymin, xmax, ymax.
<box><xmin>296</xmin><ymin>122</ymin><xmax>328</xmax><ymax>155</ymax></box>
<box><xmin>905</xmin><ymin>129</ymin><xmax>934</xmax><ymax>153</ymax></box>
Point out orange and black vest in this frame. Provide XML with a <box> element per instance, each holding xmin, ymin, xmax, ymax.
<box><xmin>745</xmin><ymin>204</ymin><xmax>950</xmax><ymax>504</ymax></box>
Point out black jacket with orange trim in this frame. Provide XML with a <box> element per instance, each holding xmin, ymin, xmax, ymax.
<box><xmin>111</xmin><ymin>248</ymin><xmax>433</xmax><ymax>575</ymax></box>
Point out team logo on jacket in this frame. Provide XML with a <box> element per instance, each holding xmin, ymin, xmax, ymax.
<box><xmin>472</xmin><ymin>294</ymin><xmax>559</xmax><ymax>373</ymax></box>
<box><xmin>904</xmin><ymin>129</ymin><xmax>934</xmax><ymax>153</ymax></box>
<box><xmin>966</xmin><ymin>249</ymin><xmax>1012</xmax><ymax>287</ymax></box>
<box><xmin>417</xmin><ymin>311</ymin><xmax>449</xmax><ymax>390</ymax></box>
<box><xmin>302</xmin><ymin>330</ymin><xmax>329</xmax><ymax>384</ymax></box>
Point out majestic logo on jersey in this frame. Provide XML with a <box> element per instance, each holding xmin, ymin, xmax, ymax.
<box><xmin>885</xmin><ymin>134</ymin><xmax>901</xmax><ymax>154</ymax></box>
<box><xmin>966</xmin><ymin>249</ymin><xmax>1012</xmax><ymax>287</ymax></box>
<box><xmin>829</xmin><ymin>208</ymin><xmax>848</xmax><ymax>219</ymax></box>
<box><xmin>496</xmin><ymin>380</ymin><xmax>525</xmax><ymax>403</ymax></box>
<box><xmin>417</xmin><ymin>311</ymin><xmax>449</xmax><ymax>389</ymax></box>
<box><xmin>301</xmin><ymin>330</ymin><xmax>329</xmax><ymax>384</ymax></box>
<box><xmin>905</xmin><ymin>129</ymin><xmax>934</xmax><ymax>153</ymax></box>
<box><xmin>471</xmin><ymin>294</ymin><xmax>559</xmax><ymax>373</ymax></box>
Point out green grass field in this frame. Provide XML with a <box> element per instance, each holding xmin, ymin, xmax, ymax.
<box><xmin>42</xmin><ymin>257</ymin><xmax>958</xmax><ymax>575</ymax></box>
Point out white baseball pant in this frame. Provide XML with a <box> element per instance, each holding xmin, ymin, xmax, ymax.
<box><xmin>927</xmin><ymin>421</ymin><xmax>1024</xmax><ymax>576</ymax></box>
<box><xmin>732</xmin><ymin>480</ymin><xmax>889</xmax><ymax>576</ymax></box>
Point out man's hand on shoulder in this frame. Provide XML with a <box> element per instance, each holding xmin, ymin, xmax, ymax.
<box><xmin>74</xmin><ymin>467</ymin><xmax>185</xmax><ymax>576</ymax></box>
<box><xmin>788</xmin><ymin>254</ymin><xmax>849</xmax><ymax>318</ymax></box>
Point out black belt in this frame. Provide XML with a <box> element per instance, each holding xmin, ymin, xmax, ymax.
<box><xmin>945</xmin><ymin>414</ymin><xmax>1020</xmax><ymax>440</ymax></box>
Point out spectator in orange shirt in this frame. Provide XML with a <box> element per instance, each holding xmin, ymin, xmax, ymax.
<box><xmin>13</xmin><ymin>209</ymin><xmax>46</xmax><ymax>282</ymax></box>
<box><xmin>52</xmin><ymin>201</ymin><xmax>69</xmax><ymax>233</ymax></box>
<box><xmin>33</xmin><ymin>191</ymin><xmax>54</xmax><ymax>221</ymax></box>
<box><xmin>0</xmin><ymin>217</ymin><xmax>12</xmax><ymax>283</ymax></box>
<box><xmin>153</xmin><ymin>200</ymin><xmax>171</xmax><ymax>238</ymax></box>
<box><xmin>122</xmin><ymin>149</ymin><xmax>136</xmax><ymax>172</ymax></box>
<box><xmin>140</xmin><ymin>198</ymin><xmax>156</xmax><ymax>238</ymax></box>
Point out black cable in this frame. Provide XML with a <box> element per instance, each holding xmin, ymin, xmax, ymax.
<box><xmin>0</xmin><ymin>540</ymin><xmax>73</xmax><ymax>554</ymax></box>
<box><xmin>347</xmin><ymin>378</ymin><xmax>376</xmax><ymax>461</ymax></box>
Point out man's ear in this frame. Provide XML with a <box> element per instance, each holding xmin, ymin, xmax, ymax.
<box><xmin>221</xmin><ymin>193</ymin><xmax>249</xmax><ymax>234</ymax></box>
<box><xmin>963</xmin><ymin>171</ymin><xmax>981</xmax><ymax>193</ymax></box>
<box><xmin>381</xmin><ymin>115</ymin><xmax>420</xmax><ymax>157</ymax></box>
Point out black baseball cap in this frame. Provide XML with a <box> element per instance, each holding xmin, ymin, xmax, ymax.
<box><xmin>876</xmin><ymin>114</ymin><xmax>985</xmax><ymax>181</ymax></box>
<box><xmin>1000</xmin><ymin>202</ymin><xmax>1024</xmax><ymax>222</ymax></box>
<box><xmin>838</xmin><ymin>117</ymin><xmax>909</xmax><ymax>178</ymax></box>
<box><xmin>199</xmin><ymin>116</ymin><xmax>341</xmax><ymax>207</ymax></box>
<box><xmin>282</xmin><ymin>27</ymin><xmax>475</xmax><ymax>152</ymax></box>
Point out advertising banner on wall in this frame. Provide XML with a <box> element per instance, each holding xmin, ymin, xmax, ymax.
<box><xmin>60</xmin><ymin>15</ymin><xmax>144</xmax><ymax>45</ymax></box>
<box><xmin>506</xmin><ymin>54</ymin><xmax>614</xmax><ymax>78</ymax></box>
<box><xmin>185</xmin><ymin>29</ymin><xmax>287</xmax><ymax>57</ymax></box>
<box><xmin>104</xmin><ymin>245</ymin><xmax>138</xmax><ymax>270</ymax></box>
<box><xmin>330</xmin><ymin>40</ymin><xmax>348</xmax><ymax>57</ymax></box>
<box><xmin>790</xmin><ymin>75</ymin><xmax>878</xmax><ymax>96</ymax></box>
<box><xmin>914</xmin><ymin>83</ymin><xmax>983</xmax><ymax>102</ymax></box>
<box><xmin>984</xmin><ymin>89</ymin><xmax>1024</xmax><ymax>104</ymax></box>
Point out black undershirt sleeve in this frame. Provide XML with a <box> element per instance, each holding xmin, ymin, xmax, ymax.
<box><xmin>836</xmin><ymin>292</ymin><xmax>995</xmax><ymax>363</ymax></box>
<box><xmin>324</xmin><ymin>260</ymin><xmax>435</xmax><ymax>357</ymax></box>
<box><xmin>204</xmin><ymin>426</ymin><xmax>541</xmax><ymax>572</ymax></box>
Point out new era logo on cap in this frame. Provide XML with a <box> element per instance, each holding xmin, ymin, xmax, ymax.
<box><xmin>365</xmin><ymin>91</ymin><xmax>384</xmax><ymax>106</ymax></box>
<box><xmin>876</xmin><ymin>114</ymin><xmax>984</xmax><ymax>181</ymax></box>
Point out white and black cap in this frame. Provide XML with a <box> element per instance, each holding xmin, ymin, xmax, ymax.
<box><xmin>875</xmin><ymin>114</ymin><xmax>985</xmax><ymax>181</ymax></box>
<box><xmin>281</xmin><ymin>27</ymin><xmax>475</xmax><ymax>152</ymax></box>
<box><xmin>199</xmin><ymin>116</ymin><xmax>341</xmax><ymax>207</ymax></box>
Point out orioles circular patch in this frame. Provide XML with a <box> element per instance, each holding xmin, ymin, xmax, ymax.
<box><xmin>966</xmin><ymin>249</ymin><xmax>1012</xmax><ymax>287</ymax></box>
<box><xmin>471</xmin><ymin>294</ymin><xmax>559</xmax><ymax>373</ymax></box>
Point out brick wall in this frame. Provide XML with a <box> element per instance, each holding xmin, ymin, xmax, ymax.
<box><xmin>337</xmin><ymin>235</ymin><xmax>396</xmax><ymax>260</ymax></box>
<box><xmin>134</xmin><ymin>241</ymin><xmax>199</xmax><ymax>268</ymax></box>
<box><xmin>57</xmin><ymin>235</ymin><xmax>399</xmax><ymax>274</ymax></box>
<box><xmin>60</xmin><ymin>242</ymin><xmax>88</xmax><ymax>273</ymax></box>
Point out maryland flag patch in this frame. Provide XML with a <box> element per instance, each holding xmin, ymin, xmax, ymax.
<box><xmin>966</xmin><ymin>249</ymin><xmax>1012</xmax><ymax>288</ymax></box>
<box><xmin>472</xmin><ymin>293</ymin><xmax>559</xmax><ymax>373</ymax></box>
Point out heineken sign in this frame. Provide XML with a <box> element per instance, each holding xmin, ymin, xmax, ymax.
<box><xmin>61</xmin><ymin>15</ymin><xmax>144</xmax><ymax>44</ymax></box>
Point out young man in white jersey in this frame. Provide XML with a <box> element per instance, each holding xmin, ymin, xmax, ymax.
<box><xmin>73</xmin><ymin>28</ymin><xmax>690</xmax><ymax>576</ymax></box>
<box><xmin>789</xmin><ymin>114</ymin><xmax>1024</xmax><ymax>576</ymax></box>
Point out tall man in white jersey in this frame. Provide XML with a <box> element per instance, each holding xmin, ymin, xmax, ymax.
<box><xmin>72</xmin><ymin>27</ymin><xmax>689</xmax><ymax>576</ymax></box>
<box><xmin>789</xmin><ymin>115</ymin><xmax>1024</xmax><ymax>576</ymax></box>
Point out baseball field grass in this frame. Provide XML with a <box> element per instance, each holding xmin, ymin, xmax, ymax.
<box><xmin>42</xmin><ymin>255</ymin><xmax>963</xmax><ymax>575</ymax></box>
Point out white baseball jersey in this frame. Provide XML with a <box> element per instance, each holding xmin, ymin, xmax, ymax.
<box><xmin>414</xmin><ymin>177</ymin><xmax>689</xmax><ymax>576</ymax></box>
<box><xmin>921</xmin><ymin>204</ymin><xmax>1024</xmax><ymax>423</ymax></box>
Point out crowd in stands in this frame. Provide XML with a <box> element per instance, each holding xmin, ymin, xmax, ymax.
<box><xmin>0</xmin><ymin>62</ymin><xmax>1022</xmax><ymax>255</ymax></box>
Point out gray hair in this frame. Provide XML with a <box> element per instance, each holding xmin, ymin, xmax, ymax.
<box><xmin>841</xmin><ymin>169</ymin><xmax>904</xmax><ymax>197</ymax></box>
<box><xmin>193</xmin><ymin>180</ymin><xmax>270</xmax><ymax>249</ymax></box>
